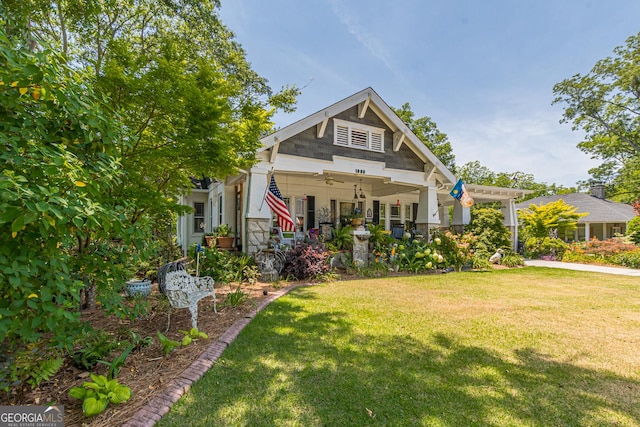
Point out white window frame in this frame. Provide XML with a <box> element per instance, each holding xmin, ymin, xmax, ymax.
<box><xmin>390</xmin><ymin>204</ymin><xmax>400</xmax><ymax>220</ymax></box>
<box><xmin>334</xmin><ymin>118</ymin><xmax>385</xmax><ymax>153</ymax></box>
<box><xmin>295</xmin><ymin>197</ymin><xmax>305</xmax><ymax>230</ymax></box>
<box><xmin>193</xmin><ymin>202</ymin><xmax>205</xmax><ymax>233</ymax></box>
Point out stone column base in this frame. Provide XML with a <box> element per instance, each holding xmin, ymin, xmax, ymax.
<box><xmin>246</xmin><ymin>218</ymin><xmax>271</xmax><ymax>255</ymax></box>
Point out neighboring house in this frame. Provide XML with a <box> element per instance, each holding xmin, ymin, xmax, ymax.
<box><xmin>515</xmin><ymin>183</ymin><xmax>636</xmax><ymax>241</ymax></box>
<box><xmin>177</xmin><ymin>87</ymin><xmax>530</xmax><ymax>255</ymax></box>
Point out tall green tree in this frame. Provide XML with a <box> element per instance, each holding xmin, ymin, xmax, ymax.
<box><xmin>392</xmin><ymin>103</ymin><xmax>455</xmax><ymax>170</ymax></box>
<box><xmin>3</xmin><ymin>0</ymin><xmax>298</xmax><ymax>218</ymax></box>
<box><xmin>0</xmin><ymin>29</ymin><xmax>149</xmax><ymax>353</ymax></box>
<box><xmin>553</xmin><ymin>32</ymin><xmax>640</xmax><ymax>203</ymax></box>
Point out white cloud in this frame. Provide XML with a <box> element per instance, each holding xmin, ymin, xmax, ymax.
<box><xmin>327</xmin><ymin>0</ymin><xmax>395</xmax><ymax>72</ymax></box>
<box><xmin>447</xmin><ymin>110</ymin><xmax>600</xmax><ymax>186</ymax></box>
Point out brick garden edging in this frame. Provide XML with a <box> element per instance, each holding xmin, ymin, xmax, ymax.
<box><xmin>122</xmin><ymin>283</ymin><xmax>308</xmax><ymax>427</ymax></box>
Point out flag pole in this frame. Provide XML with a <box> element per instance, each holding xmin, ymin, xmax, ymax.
<box><xmin>259</xmin><ymin>168</ymin><xmax>274</xmax><ymax>210</ymax></box>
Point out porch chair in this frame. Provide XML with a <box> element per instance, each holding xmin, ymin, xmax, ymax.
<box><xmin>271</xmin><ymin>226</ymin><xmax>303</xmax><ymax>247</ymax></box>
<box><xmin>391</xmin><ymin>224</ymin><xmax>405</xmax><ymax>239</ymax></box>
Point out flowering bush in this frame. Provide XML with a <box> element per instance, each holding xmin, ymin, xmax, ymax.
<box><xmin>434</xmin><ymin>230</ymin><xmax>475</xmax><ymax>271</ymax></box>
<box><xmin>396</xmin><ymin>240</ymin><xmax>445</xmax><ymax>273</ymax></box>
<box><xmin>577</xmin><ymin>237</ymin><xmax>637</xmax><ymax>256</ymax></box>
<box><xmin>562</xmin><ymin>238</ymin><xmax>640</xmax><ymax>267</ymax></box>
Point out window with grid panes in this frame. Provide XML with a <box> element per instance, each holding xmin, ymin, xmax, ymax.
<box><xmin>193</xmin><ymin>202</ymin><xmax>205</xmax><ymax>233</ymax></box>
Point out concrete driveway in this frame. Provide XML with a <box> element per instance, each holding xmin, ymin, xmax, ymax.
<box><xmin>525</xmin><ymin>259</ymin><xmax>640</xmax><ymax>277</ymax></box>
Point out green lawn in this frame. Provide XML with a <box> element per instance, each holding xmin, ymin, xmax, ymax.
<box><xmin>158</xmin><ymin>267</ymin><xmax>640</xmax><ymax>426</ymax></box>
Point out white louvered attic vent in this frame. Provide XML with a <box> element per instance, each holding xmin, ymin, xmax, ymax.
<box><xmin>336</xmin><ymin>125</ymin><xmax>349</xmax><ymax>146</ymax></box>
<box><xmin>370</xmin><ymin>132</ymin><xmax>383</xmax><ymax>151</ymax></box>
<box><xmin>333</xmin><ymin>119</ymin><xmax>385</xmax><ymax>153</ymax></box>
<box><xmin>351</xmin><ymin>129</ymin><xmax>367</xmax><ymax>147</ymax></box>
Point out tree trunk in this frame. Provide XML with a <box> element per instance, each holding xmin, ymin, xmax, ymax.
<box><xmin>82</xmin><ymin>280</ymin><xmax>97</xmax><ymax>310</ymax></box>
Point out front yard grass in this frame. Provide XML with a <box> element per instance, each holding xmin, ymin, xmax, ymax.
<box><xmin>158</xmin><ymin>267</ymin><xmax>640</xmax><ymax>426</ymax></box>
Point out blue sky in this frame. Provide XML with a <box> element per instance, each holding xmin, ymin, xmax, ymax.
<box><xmin>219</xmin><ymin>1</ymin><xmax>640</xmax><ymax>187</ymax></box>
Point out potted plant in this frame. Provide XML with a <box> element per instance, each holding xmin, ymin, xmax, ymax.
<box><xmin>216</xmin><ymin>224</ymin><xmax>234</xmax><ymax>249</ymax></box>
<box><xmin>350</xmin><ymin>209</ymin><xmax>364</xmax><ymax>227</ymax></box>
<box><xmin>203</xmin><ymin>232</ymin><xmax>217</xmax><ymax>248</ymax></box>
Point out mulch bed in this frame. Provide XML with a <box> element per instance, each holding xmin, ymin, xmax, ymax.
<box><xmin>1</xmin><ymin>281</ymin><xmax>279</xmax><ymax>427</ymax></box>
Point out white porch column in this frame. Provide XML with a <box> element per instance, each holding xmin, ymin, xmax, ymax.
<box><xmin>502</xmin><ymin>199</ymin><xmax>519</xmax><ymax>252</ymax></box>
<box><xmin>585</xmin><ymin>223</ymin><xmax>591</xmax><ymax>242</ymax></box>
<box><xmin>245</xmin><ymin>168</ymin><xmax>273</xmax><ymax>254</ymax></box>
<box><xmin>415</xmin><ymin>187</ymin><xmax>440</xmax><ymax>238</ymax></box>
<box><xmin>451</xmin><ymin>202</ymin><xmax>470</xmax><ymax>234</ymax></box>
<box><xmin>246</xmin><ymin>168</ymin><xmax>271</xmax><ymax>218</ymax></box>
<box><xmin>439</xmin><ymin>203</ymin><xmax>449</xmax><ymax>228</ymax></box>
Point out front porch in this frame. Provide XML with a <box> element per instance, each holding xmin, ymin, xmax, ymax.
<box><xmin>242</xmin><ymin>168</ymin><xmax>527</xmax><ymax>255</ymax></box>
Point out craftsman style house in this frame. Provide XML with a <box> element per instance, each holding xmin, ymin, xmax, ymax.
<box><xmin>177</xmin><ymin>87</ymin><xmax>529</xmax><ymax>255</ymax></box>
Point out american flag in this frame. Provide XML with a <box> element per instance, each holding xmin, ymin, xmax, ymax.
<box><xmin>265</xmin><ymin>175</ymin><xmax>296</xmax><ymax>231</ymax></box>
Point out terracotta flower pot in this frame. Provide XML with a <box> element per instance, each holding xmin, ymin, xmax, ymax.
<box><xmin>217</xmin><ymin>236</ymin><xmax>234</xmax><ymax>249</ymax></box>
<box><xmin>205</xmin><ymin>235</ymin><xmax>217</xmax><ymax>248</ymax></box>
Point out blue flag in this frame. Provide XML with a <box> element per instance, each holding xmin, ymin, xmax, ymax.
<box><xmin>450</xmin><ymin>179</ymin><xmax>474</xmax><ymax>207</ymax></box>
<box><xmin>450</xmin><ymin>179</ymin><xmax>464</xmax><ymax>201</ymax></box>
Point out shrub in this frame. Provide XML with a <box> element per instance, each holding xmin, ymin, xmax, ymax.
<box><xmin>396</xmin><ymin>240</ymin><xmax>445</xmax><ymax>273</ymax></box>
<box><xmin>367</xmin><ymin>224</ymin><xmax>394</xmax><ymax>252</ymax></box>
<box><xmin>610</xmin><ymin>250</ymin><xmax>640</xmax><ymax>268</ymax></box>
<box><xmin>1</xmin><ymin>344</ymin><xmax>64</xmax><ymax>393</ymax></box>
<box><xmin>519</xmin><ymin>199</ymin><xmax>587</xmax><ymax>240</ymax></box>
<box><xmin>563</xmin><ymin>238</ymin><xmax>640</xmax><ymax>268</ymax></box>
<box><xmin>283</xmin><ymin>243</ymin><xmax>330</xmax><ymax>280</ymax></box>
<box><xmin>626</xmin><ymin>216</ymin><xmax>640</xmax><ymax>245</ymax></box>
<box><xmin>330</xmin><ymin>225</ymin><xmax>354</xmax><ymax>251</ymax></box>
<box><xmin>524</xmin><ymin>237</ymin><xmax>568</xmax><ymax>259</ymax></box>
<box><xmin>197</xmin><ymin>248</ymin><xmax>258</xmax><ymax>284</ymax></box>
<box><xmin>467</xmin><ymin>208</ymin><xmax>512</xmax><ymax>255</ymax></box>
<box><xmin>470</xmin><ymin>254</ymin><xmax>492</xmax><ymax>270</ymax></box>
<box><xmin>433</xmin><ymin>230</ymin><xmax>475</xmax><ymax>271</ymax></box>
<box><xmin>0</xmin><ymin>31</ymin><xmax>152</xmax><ymax>368</ymax></box>
<box><xmin>72</xmin><ymin>329</ymin><xmax>121</xmax><ymax>370</ymax></box>
<box><xmin>502</xmin><ymin>253</ymin><xmax>525</xmax><ymax>267</ymax></box>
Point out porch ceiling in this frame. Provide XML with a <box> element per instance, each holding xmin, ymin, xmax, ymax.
<box><xmin>278</xmin><ymin>170</ymin><xmax>425</xmax><ymax>196</ymax></box>
<box><xmin>272</xmin><ymin>171</ymin><xmax>530</xmax><ymax>204</ymax></box>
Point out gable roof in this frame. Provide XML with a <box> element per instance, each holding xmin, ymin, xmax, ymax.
<box><xmin>259</xmin><ymin>87</ymin><xmax>457</xmax><ymax>184</ymax></box>
<box><xmin>515</xmin><ymin>193</ymin><xmax>635</xmax><ymax>223</ymax></box>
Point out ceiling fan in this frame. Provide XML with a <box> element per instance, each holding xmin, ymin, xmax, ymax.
<box><xmin>319</xmin><ymin>174</ymin><xmax>344</xmax><ymax>185</ymax></box>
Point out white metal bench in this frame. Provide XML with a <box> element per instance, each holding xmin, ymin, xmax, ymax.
<box><xmin>164</xmin><ymin>269</ymin><xmax>217</xmax><ymax>332</ymax></box>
